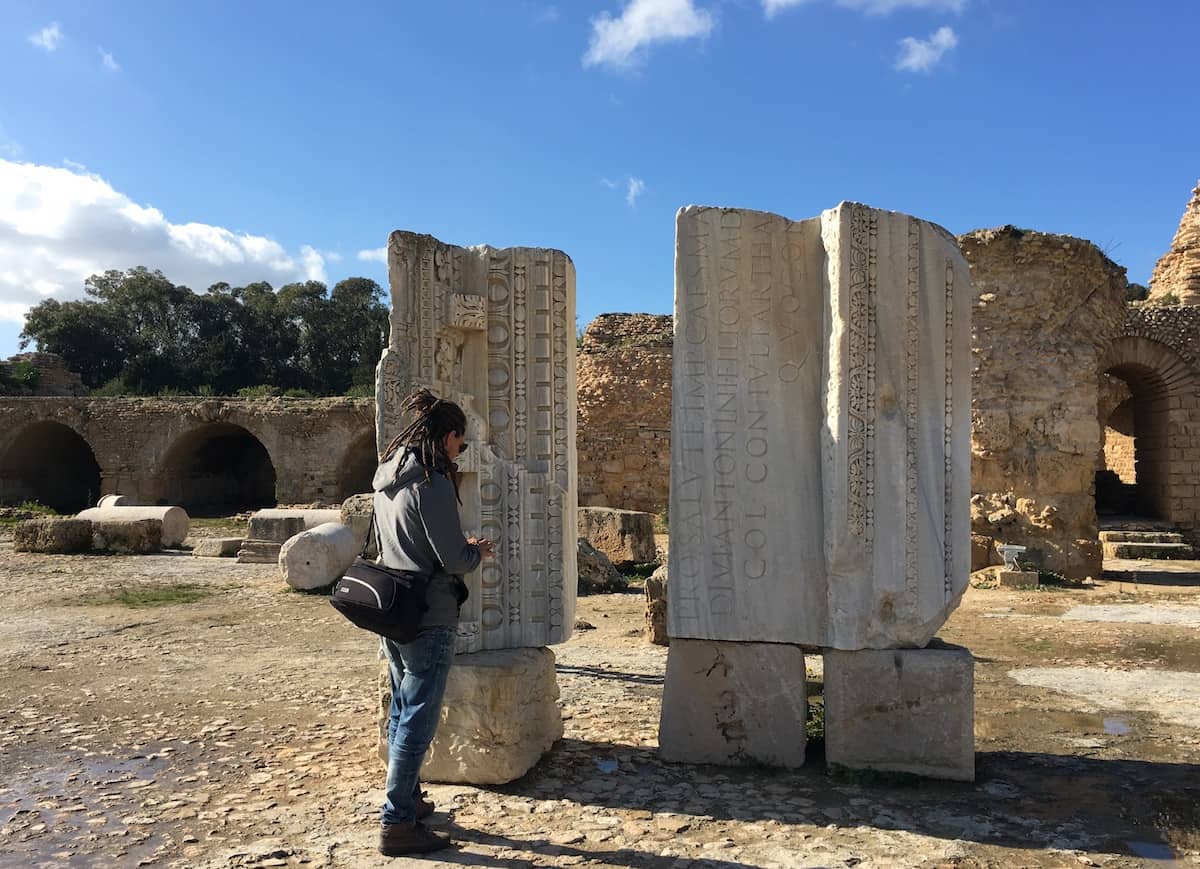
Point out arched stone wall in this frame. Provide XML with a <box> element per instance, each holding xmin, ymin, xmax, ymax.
<box><xmin>157</xmin><ymin>422</ymin><xmax>277</xmax><ymax>515</ymax></box>
<box><xmin>0</xmin><ymin>421</ymin><xmax>101</xmax><ymax>512</ymax></box>
<box><xmin>337</xmin><ymin>430</ymin><xmax>378</xmax><ymax>500</ymax></box>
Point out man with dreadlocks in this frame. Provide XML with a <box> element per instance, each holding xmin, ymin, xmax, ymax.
<box><xmin>371</xmin><ymin>387</ymin><xmax>495</xmax><ymax>856</ymax></box>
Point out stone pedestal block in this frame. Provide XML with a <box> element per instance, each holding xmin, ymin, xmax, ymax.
<box><xmin>824</xmin><ymin>643</ymin><xmax>974</xmax><ymax>782</ymax></box>
<box><xmin>997</xmin><ymin>569</ymin><xmax>1038</xmax><ymax>589</ymax></box>
<box><xmin>192</xmin><ymin>537</ymin><xmax>243</xmax><ymax>558</ymax></box>
<box><xmin>578</xmin><ymin>507</ymin><xmax>656</xmax><ymax>567</ymax></box>
<box><xmin>77</xmin><ymin>506</ymin><xmax>189</xmax><ymax>548</ymax></box>
<box><xmin>379</xmin><ymin>647</ymin><xmax>563</xmax><ymax>785</ymax></box>
<box><xmin>246</xmin><ymin>514</ymin><xmax>309</xmax><ymax>544</ymax></box>
<box><xmin>278</xmin><ymin>522</ymin><xmax>358</xmax><ymax>590</ymax></box>
<box><xmin>659</xmin><ymin>639</ymin><xmax>807</xmax><ymax>768</ymax></box>
<box><xmin>91</xmin><ymin>519</ymin><xmax>162</xmax><ymax>554</ymax></box>
<box><xmin>14</xmin><ymin>518</ymin><xmax>92</xmax><ymax>553</ymax></box>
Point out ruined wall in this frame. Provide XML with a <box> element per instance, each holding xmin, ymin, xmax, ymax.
<box><xmin>576</xmin><ymin>314</ymin><xmax>672</xmax><ymax>514</ymax></box>
<box><xmin>1149</xmin><ymin>181</ymin><xmax>1200</xmax><ymax>305</ymax></box>
<box><xmin>0</xmin><ymin>397</ymin><xmax>375</xmax><ymax>511</ymax></box>
<box><xmin>960</xmin><ymin>227</ymin><xmax>1129</xmax><ymax>579</ymax></box>
<box><xmin>1</xmin><ymin>352</ymin><xmax>87</xmax><ymax>396</ymax></box>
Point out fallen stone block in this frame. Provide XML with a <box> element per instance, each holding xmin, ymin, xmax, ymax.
<box><xmin>576</xmin><ymin>539</ymin><xmax>625</xmax><ymax>594</ymax></box>
<box><xmin>340</xmin><ymin>493</ymin><xmax>376</xmax><ymax>558</ymax></box>
<box><xmin>246</xmin><ymin>514</ymin><xmax>308</xmax><ymax>544</ymax></box>
<box><xmin>97</xmin><ymin>494</ymin><xmax>137</xmax><ymax>507</ymax></box>
<box><xmin>237</xmin><ymin>541</ymin><xmax>285</xmax><ymax>564</ymax></box>
<box><xmin>279</xmin><ymin>522</ymin><xmax>358</xmax><ymax>590</ymax></box>
<box><xmin>91</xmin><ymin>519</ymin><xmax>162</xmax><ymax>554</ymax></box>
<box><xmin>644</xmin><ymin>564</ymin><xmax>668</xmax><ymax>646</ymax></box>
<box><xmin>659</xmin><ymin>639</ymin><xmax>807</xmax><ymax>768</ymax></box>
<box><xmin>824</xmin><ymin>642</ymin><xmax>975</xmax><ymax>782</ymax></box>
<box><xmin>378</xmin><ymin>648</ymin><xmax>563</xmax><ymax>785</ymax></box>
<box><xmin>192</xmin><ymin>537</ymin><xmax>243</xmax><ymax>558</ymax></box>
<box><xmin>247</xmin><ymin>509</ymin><xmax>341</xmax><ymax>541</ymax></box>
<box><xmin>578</xmin><ymin>506</ymin><xmax>656</xmax><ymax>568</ymax></box>
<box><xmin>997</xmin><ymin>569</ymin><xmax>1038</xmax><ymax>589</ymax></box>
<box><xmin>13</xmin><ymin>517</ymin><xmax>93</xmax><ymax>554</ymax></box>
<box><xmin>76</xmin><ymin>506</ymin><xmax>189</xmax><ymax>548</ymax></box>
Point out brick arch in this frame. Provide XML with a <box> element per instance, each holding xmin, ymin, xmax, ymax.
<box><xmin>0</xmin><ymin>420</ymin><xmax>101</xmax><ymax>512</ymax></box>
<box><xmin>156</xmin><ymin>421</ymin><xmax>277</xmax><ymax>515</ymax></box>
<box><xmin>1099</xmin><ymin>335</ymin><xmax>1200</xmax><ymax>533</ymax></box>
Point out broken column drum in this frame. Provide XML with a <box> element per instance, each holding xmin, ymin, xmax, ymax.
<box><xmin>376</xmin><ymin>231</ymin><xmax>578</xmax><ymax>653</ymax></box>
<box><xmin>668</xmin><ymin>203</ymin><xmax>972</xmax><ymax>651</ymax></box>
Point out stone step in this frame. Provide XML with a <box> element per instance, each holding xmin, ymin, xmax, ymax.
<box><xmin>236</xmin><ymin>540</ymin><xmax>283</xmax><ymax>564</ymax></box>
<box><xmin>1099</xmin><ymin>531</ymin><xmax>1185</xmax><ymax>544</ymax></box>
<box><xmin>1102</xmin><ymin>542</ymin><xmax>1195</xmax><ymax>560</ymax></box>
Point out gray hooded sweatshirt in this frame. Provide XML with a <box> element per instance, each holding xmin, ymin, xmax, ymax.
<box><xmin>371</xmin><ymin>449</ymin><xmax>479</xmax><ymax>628</ymax></box>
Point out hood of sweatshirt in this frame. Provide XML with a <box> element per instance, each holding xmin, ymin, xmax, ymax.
<box><xmin>372</xmin><ymin>449</ymin><xmax>429</xmax><ymax>493</ymax></box>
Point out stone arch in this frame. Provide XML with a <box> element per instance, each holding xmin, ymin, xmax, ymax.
<box><xmin>0</xmin><ymin>421</ymin><xmax>101</xmax><ymax>513</ymax></box>
<box><xmin>337</xmin><ymin>430</ymin><xmax>378</xmax><ymax>500</ymax></box>
<box><xmin>159</xmin><ymin>422</ymin><xmax>277</xmax><ymax>516</ymax></box>
<box><xmin>1098</xmin><ymin>335</ymin><xmax>1200</xmax><ymax>530</ymax></box>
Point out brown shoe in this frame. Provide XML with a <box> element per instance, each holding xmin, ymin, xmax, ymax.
<box><xmin>379</xmin><ymin>821</ymin><xmax>452</xmax><ymax>856</ymax></box>
<box><xmin>416</xmin><ymin>792</ymin><xmax>435</xmax><ymax>820</ymax></box>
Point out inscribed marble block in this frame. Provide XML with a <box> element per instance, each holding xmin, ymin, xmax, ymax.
<box><xmin>377</xmin><ymin>231</ymin><xmax>577</xmax><ymax>652</ymax></box>
<box><xmin>668</xmin><ymin>203</ymin><xmax>972</xmax><ymax>650</ymax></box>
<box><xmin>823</xmin><ymin>644</ymin><xmax>975</xmax><ymax>782</ymax></box>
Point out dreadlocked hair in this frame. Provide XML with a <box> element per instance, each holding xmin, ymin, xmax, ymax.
<box><xmin>381</xmin><ymin>387</ymin><xmax>468</xmax><ymax>502</ymax></box>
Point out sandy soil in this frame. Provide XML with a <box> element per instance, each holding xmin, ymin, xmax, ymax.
<box><xmin>1</xmin><ymin>533</ymin><xmax>1198</xmax><ymax>868</ymax></box>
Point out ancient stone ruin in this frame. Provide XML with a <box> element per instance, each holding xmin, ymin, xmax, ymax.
<box><xmin>375</xmin><ymin>229</ymin><xmax>577</xmax><ymax>782</ymax></box>
<box><xmin>659</xmin><ymin>202</ymin><xmax>974</xmax><ymax>780</ymax></box>
<box><xmin>1149</xmin><ymin>181</ymin><xmax>1200</xmax><ymax>304</ymax></box>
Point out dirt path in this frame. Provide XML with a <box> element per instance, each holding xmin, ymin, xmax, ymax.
<box><xmin>1</xmin><ymin>540</ymin><xmax>1198</xmax><ymax>868</ymax></box>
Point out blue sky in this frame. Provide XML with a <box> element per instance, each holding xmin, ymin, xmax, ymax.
<box><xmin>1</xmin><ymin>0</ymin><xmax>1197</xmax><ymax>360</ymax></box>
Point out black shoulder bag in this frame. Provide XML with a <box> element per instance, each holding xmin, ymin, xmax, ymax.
<box><xmin>329</xmin><ymin>511</ymin><xmax>429</xmax><ymax>644</ymax></box>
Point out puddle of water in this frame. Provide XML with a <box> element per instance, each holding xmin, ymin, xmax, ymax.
<box><xmin>1126</xmin><ymin>839</ymin><xmax>1177</xmax><ymax>861</ymax></box>
<box><xmin>1103</xmin><ymin>717</ymin><xmax>1131</xmax><ymax>735</ymax></box>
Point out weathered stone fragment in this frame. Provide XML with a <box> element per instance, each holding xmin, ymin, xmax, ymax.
<box><xmin>91</xmin><ymin>519</ymin><xmax>162</xmax><ymax>554</ymax></box>
<box><xmin>247</xmin><ymin>510</ymin><xmax>340</xmax><ymax>540</ymax></box>
<box><xmin>578</xmin><ymin>506</ymin><xmax>656</xmax><ymax>567</ymax></box>
<box><xmin>378</xmin><ymin>648</ymin><xmax>563</xmax><ymax>784</ymax></box>
<box><xmin>236</xmin><ymin>541</ymin><xmax>286</xmax><ymax>564</ymax></box>
<box><xmin>576</xmin><ymin>539</ymin><xmax>624</xmax><ymax>594</ymax></box>
<box><xmin>658</xmin><ymin>639</ymin><xmax>807</xmax><ymax>767</ymax></box>
<box><xmin>339</xmin><ymin>493</ymin><xmax>376</xmax><ymax>558</ymax></box>
<box><xmin>378</xmin><ymin>230</ymin><xmax>577</xmax><ymax>652</ymax></box>
<box><xmin>668</xmin><ymin>203</ymin><xmax>972</xmax><ymax>650</ymax></box>
<box><xmin>278</xmin><ymin>522</ymin><xmax>358</xmax><ymax>590</ymax></box>
<box><xmin>97</xmin><ymin>494</ymin><xmax>136</xmax><ymax>507</ymax></box>
<box><xmin>13</xmin><ymin>517</ymin><xmax>92</xmax><ymax>553</ymax></box>
<box><xmin>191</xmin><ymin>537</ymin><xmax>243</xmax><ymax>558</ymax></box>
<box><xmin>997</xmin><ymin>569</ymin><xmax>1038</xmax><ymax>589</ymax></box>
<box><xmin>644</xmin><ymin>564</ymin><xmax>668</xmax><ymax>646</ymax></box>
<box><xmin>77</xmin><ymin>506</ymin><xmax>189</xmax><ymax>548</ymax></box>
<box><xmin>824</xmin><ymin>643</ymin><xmax>974</xmax><ymax>782</ymax></box>
<box><xmin>1149</xmin><ymin>181</ymin><xmax>1200</xmax><ymax>305</ymax></box>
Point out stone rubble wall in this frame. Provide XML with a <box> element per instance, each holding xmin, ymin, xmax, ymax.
<box><xmin>576</xmin><ymin>314</ymin><xmax>672</xmax><ymax>514</ymax></box>
<box><xmin>1149</xmin><ymin>181</ymin><xmax>1200</xmax><ymax>305</ymax></box>
<box><xmin>960</xmin><ymin>227</ymin><xmax>1130</xmax><ymax>579</ymax></box>
<box><xmin>1</xmin><ymin>352</ymin><xmax>88</xmax><ymax>396</ymax></box>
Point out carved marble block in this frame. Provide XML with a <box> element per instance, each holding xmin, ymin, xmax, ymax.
<box><xmin>377</xmin><ymin>231</ymin><xmax>578</xmax><ymax>652</ymax></box>
<box><xmin>668</xmin><ymin>203</ymin><xmax>971</xmax><ymax>650</ymax></box>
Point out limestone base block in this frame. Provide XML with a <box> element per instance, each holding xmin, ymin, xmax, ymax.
<box><xmin>246</xmin><ymin>514</ymin><xmax>308</xmax><ymax>544</ymax></box>
<box><xmin>997</xmin><ymin>569</ymin><xmax>1038</xmax><ymax>589</ymax></box>
<box><xmin>191</xmin><ymin>537</ymin><xmax>243</xmax><ymax>558</ymax></box>
<box><xmin>278</xmin><ymin>522</ymin><xmax>358</xmax><ymax>590</ymax></box>
<box><xmin>378</xmin><ymin>648</ymin><xmax>563</xmax><ymax>785</ymax></box>
<box><xmin>659</xmin><ymin>639</ymin><xmax>807</xmax><ymax>768</ymax></box>
<box><xmin>578</xmin><ymin>507</ymin><xmax>656</xmax><ymax>568</ymax></box>
<box><xmin>236</xmin><ymin>541</ymin><xmax>283</xmax><ymax>564</ymax></box>
<box><xmin>76</xmin><ymin>506</ymin><xmax>189</xmax><ymax>548</ymax></box>
<box><xmin>91</xmin><ymin>519</ymin><xmax>162</xmax><ymax>554</ymax></box>
<box><xmin>824</xmin><ymin>643</ymin><xmax>975</xmax><ymax>782</ymax></box>
<box><xmin>14</xmin><ymin>518</ymin><xmax>93</xmax><ymax>554</ymax></box>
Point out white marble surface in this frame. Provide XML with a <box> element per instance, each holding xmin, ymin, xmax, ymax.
<box><xmin>668</xmin><ymin>203</ymin><xmax>971</xmax><ymax>650</ymax></box>
<box><xmin>377</xmin><ymin>232</ymin><xmax>577</xmax><ymax>652</ymax></box>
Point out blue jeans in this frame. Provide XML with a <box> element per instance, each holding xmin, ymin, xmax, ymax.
<box><xmin>381</xmin><ymin>625</ymin><xmax>456</xmax><ymax>824</ymax></box>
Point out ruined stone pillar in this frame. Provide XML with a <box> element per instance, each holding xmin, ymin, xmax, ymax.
<box><xmin>660</xmin><ymin>203</ymin><xmax>973</xmax><ymax>779</ymax></box>
<box><xmin>375</xmin><ymin>230</ymin><xmax>576</xmax><ymax>783</ymax></box>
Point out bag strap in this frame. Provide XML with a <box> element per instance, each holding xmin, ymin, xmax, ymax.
<box><xmin>362</xmin><ymin>509</ymin><xmax>379</xmax><ymax>559</ymax></box>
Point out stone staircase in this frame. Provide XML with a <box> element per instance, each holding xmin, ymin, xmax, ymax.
<box><xmin>1099</xmin><ymin>529</ymin><xmax>1195</xmax><ymax>560</ymax></box>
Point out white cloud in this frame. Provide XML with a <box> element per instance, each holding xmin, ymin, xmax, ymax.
<box><xmin>99</xmin><ymin>48</ymin><xmax>120</xmax><ymax>71</ymax></box>
<box><xmin>29</xmin><ymin>22</ymin><xmax>63</xmax><ymax>51</ymax></box>
<box><xmin>765</xmin><ymin>0</ymin><xmax>965</xmax><ymax>17</ymax></box>
<box><xmin>626</xmin><ymin>177</ymin><xmax>646</xmax><ymax>207</ymax></box>
<box><xmin>895</xmin><ymin>25</ymin><xmax>957</xmax><ymax>72</ymax></box>
<box><xmin>357</xmin><ymin>247</ymin><xmax>387</xmax><ymax>263</ymax></box>
<box><xmin>600</xmin><ymin>177</ymin><xmax>618</xmax><ymax>189</ymax></box>
<box><xmin>583</xmin><ymin>0</ymin><xmax>715</xmax><ymax>70</ymax></box>
<box><xmin>0</xmin><ymin>158</ymin><xmax>332</xmax><ymax>325</ymax></box>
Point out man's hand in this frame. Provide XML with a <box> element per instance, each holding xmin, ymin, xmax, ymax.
<box><xmin>468</xmin><ymin>537</ymin><xmax>496</xmax><ymax>559</ymax></box>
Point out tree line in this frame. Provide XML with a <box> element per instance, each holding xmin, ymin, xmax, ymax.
<box><xmin>17</xmin><ymin>267</ymin><xmax>390</xmax><ymax>397</ymax></box>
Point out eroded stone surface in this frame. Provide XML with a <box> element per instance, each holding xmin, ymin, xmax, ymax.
<box><xmin>578</xmin><ymin>507</ymin><xmax>656</xmax><ymax>568</ymax></box>
<box><xmin>278</xmin><ymin>522</ymin><xmax>357</xmax><ymax>590</ymax></box>
<box><xmin>659</xmin><ymin>639</ymin><xmax>806</xmax><ymax>767</ymax></box>
<box><xmin>13</xmin><ymin>517</ymin><xmax>92</xmax><ymax>553</ymax></box>
<box><xmin>77</xmin><ymin>506</ymin><xmax>189</xmax><ymax>548</ymax></box>
<box><xmin>669</xmin><ymin>203</ymin><xmax>971</xmax><ymax>650</ymax></box>
<box><xmin>824</xmin><ymin>643</ymin><xmax>975</xmax><ymax>782</ymax></box>
<box><xmin>91</xmin><ymin>518</ymin><xmax>162</xmax><ymax>554</ymax></box>
<box><xmin>190</xmin><ymin>537</ymin><xmax>242</xmax><ymax>558</ymax></box>
<box><xmin>1150</xmin><ymin>181</ymin><xmax>1200</xmax><ymax>305</ymax></box>
<box><xmin>377</xmin><ymin>231</ymin><xmax>577</xmax><ymax>652</ymax></box>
